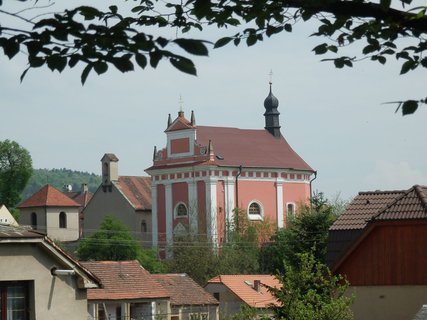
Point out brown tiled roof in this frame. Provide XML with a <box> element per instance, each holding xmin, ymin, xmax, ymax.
<box><xmin>81</xmin><ymin>260</ymin><xmax>169</xmax><ymax>300</ymax></box>
<box><xmin>17</xmin><ymin>184</ymin><xmax>80</xmax><ymax>208</ymax></box>
<box><xmin>196</xmin><ymin>126</ymin><xmax>312</xmax><ymax>171</ymax></box>
<box><xmin>330</xmin><ymin>190</ymin><xmax>406</xmax><ymax>231</ymax></box>
<box><xmin>152</xmin><ymin>274</ymin><xmax>218</xmax><ymax>306</ymax></box>
<box><xmin>206</xmin><ymin>275</ymin><xmax>280</xmax><ymax>308</ymax></box>
<box><xmin>374</xmin><ymin>185</ymin><xmax>427</xmax><ymax>221</ymax></box>
<box><xmin>65</xmin><ymin>191</ymin><xmax>93</xmax><ymax>208</ymax></box>
<box><xmin>115</xmin><ymin>176</ymin><xmax>151</xmax><ymax>210</ymax></box>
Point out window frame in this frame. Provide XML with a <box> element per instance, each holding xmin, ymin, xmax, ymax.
<box><xmin>59</xmin><ymin>211</ymin><xmax>67</xmax><ymax>229</ymax></box>
<box><xmin>0</xmin><ymin>281</ymin><xmax>30</xmax><ymax>320</ymax></box>
<box><xmin>174</xmin><ymin>202</ymin><xmax>188</xmax><ymax>218</ymax></box>
<box><xmin>30</xmin><ymin>212</ymin><xmax>37</xmax><ymax>230</ymax></box>
<box><xmin>247</xmin><ymin>201</ymin><xmax>263</xmax><ymax>221</ymax></box>
<box><xmin>286</xmin><ymin>202</ymin><xmax>296</xmax><ymax>218</ymax></box>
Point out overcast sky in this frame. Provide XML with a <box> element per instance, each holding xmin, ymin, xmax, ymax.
<box><xmin>1</xmin><ymin>1</ymin><xmax>426</xmax><ymax>200</ymax></box>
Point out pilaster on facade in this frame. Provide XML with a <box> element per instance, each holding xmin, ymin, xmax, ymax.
<box><xmin>164</xmin><ymin>182</ymin><xmax>173</xmax><ymax>258</ymax></box>
<box><xmin>224</xmin><ymin>177</ymin><xmax>235</xmax><ymax>230</ymax></box>
<box><xmin>151</xmin><ymin>183</ymin><xmax>158</xmax><ymax>247</ymax></box>
<box><xmin>205</xmin><ymin>178</ymin><xmax>218</xmax><ymax>247</ymax></box>
<box><xmin>276</xmin><ymin>178</ymin><xmax>284</xmax><ymax>228</ymax></box>
<box><xmin>188</xmin><ymin>180</ymin><xmax>198</xmax><ymax>234</ymax></box>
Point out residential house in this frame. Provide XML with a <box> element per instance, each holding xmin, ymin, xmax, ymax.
<box><xmin>152</xmin><ymin>273</ymin><xmax>219</xmax><ymax>320</ymax></box>
<box><xmin>81</xmin><ymin>260</ymin><xmax>170</xmax><ymax>320</ymax></box>
<box><xmin>0</xmin><ymin>224</ymin><xmax>99</xmax><ymax>320</ymax></box>
<box><xmin>204</xmin><ymin>275</ymin><xmax>280</xmax><ymax>318</ymax></box>
<box><xmin>17</xmin><ymin>184</ymin><xmax>81</xmax><ymax>241</ymax></box>
<box><xmin>83</xmin><ymin>154</ymin><xmax>152</xmax><ymax>247</ymax></box>
<box><xmin>146</xmin><ymin>84</ymin><xmax>315</xmax><ymax>254</ymax></box>
<box><xmin>327</xmin><ymin>185</ymin><xmax>427</xmax><ymax>320</ymax></box>
<box><xmin>0</xmin><ymin>204</ymin><xmax>18</xmax><ymax>226</ymax></box>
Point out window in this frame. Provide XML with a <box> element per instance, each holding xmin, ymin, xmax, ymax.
<box><xmin>141</xmin><ymin>220</ymin><xmax>147</xmax><ymax>233</ymax></box>
<box><xmin>287</xmin><ymin>203</ymin><xmax>295</xmax><ymax>217</ymax></box>
<box><xmin>59</xmin><ymin>212</ymin><xmax>67</xmax><ymax>229</ymax></box>
<box><xmin>213</xmin><ymin>292</ymin><xmax>220</xmax><ymax>300</ymax></box>
<box><xmin>247</xmin><ymin>201</ymin><xmax>263</xmax><ymax>220</ymax></box>
<box><xmin>0</xmin><ymin>281</ymin><xmax>30</xmax><ymax>320</ymax></box>
<box><xmin>175</xmin><ymin>202</ymin><xmax>188</xmax><ymax>217</ymax></box>
<box><xmin>30</xmin><ymin>212</ymin><xmax>37</xmax><ymax>229</ymax></box>
<box><xmin>190</xmin><ymin>313</ymin><xmax>208</xmax><ymax>320</ymax></box>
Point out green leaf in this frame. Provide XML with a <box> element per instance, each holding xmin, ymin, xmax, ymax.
<box><xmin>109</xmin><ymin>5</ymin><xmax>118</xmax><ymax>14</ymax></box>
<box><xmin>334</xmin><ymin>59</ymin><xmax>345</xmax><ymax>68</ymax></box>
<box><xmin>214</xmin><ymin>37</ymin><xmax>233</xmax><ymax>49</ymax></box>
<box><xmin>20</xmin><ymin>67</ymin><xmax>30</xmax><ymax>83</ymax></box>
<box><xmin>377</xmin><ymin>56</ymin><xmax>386</xmax><ymax>64</ymax></box>
<box><xmin>68</xmin><ymin>55</ymin><xmax>80</xmax><ymax>68</ymax></box>
<box><xmin>284</xmin><ymin>23</ymin><xmax>292</xmax><ymax>32</ymax></box>
<box><xmin>380</xmin><ymin>0</ymin><xmax>391</xmax><ymax>8</ymax></box>
<box><xmin>93</xmin><ymin>61</ymin><xmax>108</xmax><ymax>75</ymax></box>
<box><xmin>312</xmin><ymin>43</ymin><xmax>328</xmax><ymax>55</ymax></box>
<box><xmin>135</xmin><ymin>54</ymin><xmax>147</xmax><ymax>69</ymax></box>
<box><xmin>170</xmin><ymin>57</ymin><xmax>197</xmax><ymax>76</ymax></box>
<box><xmin>149</xmin><ymin>51</ymin><xmax>162</xmax><ymax>68</ymax></box>
<box><xmin>173</xmin><ymin>39</ymin><xmax>209</xmax><ymax>56</ymax></box>
<box><xmin>112</xmin><ymin>56</ymin><xmax>134</xmax><ymax>73</ymax></box>
<box><xmin>28</xmin><ymin>56</ymin><xmax>45</xmax><ymax>68</ymax></box>
<box><xmin>46</xmin><ymin>54</ymin><xmax>67</xmax><ymax>72</ymax></box>
<box><xmin>402</xmin><ymin>100</ymin><xmax>418</xmax><ymax>115</ymax></box>
<box><xmin>1</xmin><ymin>39</ymin><xmax>19</xmax><ymax>59</ymax></box>
<box><xmin>246</xmin><ymin>34</ymin><xmax>257</xmax><ymax>46</ymax></box>
<box><xmin>81</xmin><ymin>64</ymin><xmax>93</xmax><ymax>85</ymax></box>
<box><xmin>400</xmin><ymin>60</ymin><xmax>415</xmax><ymax>74</ymax></box>
<box><xmin>328</xmin><ymin>45</ymin><xmax>338</xmax><ymax>53</ymax></box>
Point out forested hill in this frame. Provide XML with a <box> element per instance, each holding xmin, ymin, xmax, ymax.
<box><xmin>22</xmin><ymin>168</ymin><xmax>101</xmax><ymax>200</ymax></box>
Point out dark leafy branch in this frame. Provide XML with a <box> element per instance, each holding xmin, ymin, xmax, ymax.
<box><xmin>0</xmin><ymin>0</ymin><xmax>426</xmax><ymax>114</ymax></box>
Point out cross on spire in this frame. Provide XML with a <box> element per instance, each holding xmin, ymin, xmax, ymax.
<box><xmin>268</xmin><ymin>69</ymin><xmax>273</xmax><ymax>85</ymax></box>
<box><xmin>179</xmin><ymin>94</ymin><xmax>183</xmax><ymax>112</ymax></box>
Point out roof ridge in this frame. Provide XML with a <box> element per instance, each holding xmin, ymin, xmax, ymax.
<box><xmin>414</xmin><ymin>185</ymin><xmax>427</xmax><ymax>212</ymax></box>
<box><xmin>358</xmin><ymin>189</ymin><xmax>406</xmax><ymax>195</ymax></box>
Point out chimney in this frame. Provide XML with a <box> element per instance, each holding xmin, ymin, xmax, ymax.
<box><xmin>81</xmin><ymin>183</ymin><xmax>88</xmax><ymax>193</ymax></box>
<box><xmin>254</xmin><ymin>280</ymin><xmax>261</xmax><ymax>292</ymax></box>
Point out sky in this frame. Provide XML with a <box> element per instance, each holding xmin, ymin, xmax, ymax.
<box><xmin>1</xmin><ymin>1</ymin><xmax>427</xmax><ymax>200</ymax></box>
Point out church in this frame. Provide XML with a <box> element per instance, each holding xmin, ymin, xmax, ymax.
<box><xmin>145</xmin><ymin>84</ymin><xmax>315</xmax><ymax>252</ymax></box>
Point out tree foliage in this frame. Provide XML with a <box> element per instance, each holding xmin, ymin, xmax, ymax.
<box><xmin>268</xmin><ymin>250</ymin><xmax>353</xmax><ymax>320</ymax></box>
<box><xmin>0</xmin><ymin>1</ymin><xmax>426</xmax><ymax>113</ymax></box>
<box><xmin>78</xmin><ymin>215</ymin><xmax>166</xmax><ymax>273</ymax></box>
<box><xmin>0</xmin><ymin>139</ymin><xmax>32</xmax><ymax>209</ymax></box>
<box><xmin>166</xmin><ymin>208</ymin><xmax>274</xmax><ymax>285</ymax></box>
<box><xmin>22</xmin><ymin>168</ymin><xmax>101</xmax><ymax>200</ymax></box>
<box><xmin>259</xmin><ymin>193</ymin><xmax>340</xmax><ymax>274</ymax></box>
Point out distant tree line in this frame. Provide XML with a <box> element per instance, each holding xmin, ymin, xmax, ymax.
<box><xmin>22</xmin><ymin>168</ymin><xmax>101</xmax><ymax>199</ymax></box>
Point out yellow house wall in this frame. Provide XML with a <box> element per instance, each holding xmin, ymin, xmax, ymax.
<box><xmin>349</xmin><ymin>285</ymin><xmax>427</xmax><ymax>320</ymax></box>
<box><xmin>0</xmin><ymin>243</ymin><xmax>88</xmax><ymax>320</ymax></box>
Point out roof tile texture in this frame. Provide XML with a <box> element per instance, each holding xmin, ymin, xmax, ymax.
<box><xmin>17</xmin><ymin>184</ymin><xmax>80</xmax><ymax>208</ymax></box>
<box><xmin>81</xmin><ymin>260</ymin><xmax>169</xmax><ymax>300</ymax></box>
<box><xmin>152</xmin><ymin>274</ymin><xmax>218</xmax><ymax>306</ymax></box>
<box><xmin>196</xmin><ymin>126</ymin><xmax>312</xmax><ymax>170</ymax></box>
<box><xmin>115</xmin><ymin>176</ymin><xmax>151</xmax><ymax>210</ymax></box>
<box><xmin>207</xmin><ymin>275</ymin><xmax>280</xmax><ymax>308</ymax></box>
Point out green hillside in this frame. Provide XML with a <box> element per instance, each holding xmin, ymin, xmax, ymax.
<box><xmin>22</xmin><ymin>168</ymin><xmax>101</xmax><ymax>200</ymax></box>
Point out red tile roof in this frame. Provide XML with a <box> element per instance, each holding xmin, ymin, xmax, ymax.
<box><xmin>81</xmin><ymin>260</ymin><xmax>169</xmax><ymax>300</ymax></box>
<box><xmin>115</xmin><ymin>176</ymin><xmax>151</xmax><ymax>210</ymax></box>
<box><xmin>197</xmin><ymin>126</ymin><xmax>312</xmax><ymax>170</ymax></box>
<box><xmin>152</xmin><ymin>274</ymin><xmax>218</xmax><ymax>306</ymax></box>
<box><xmin>17</xmin><ymin>184</ymin><xmax>80</xmax><ymax>208</ymax></box>
<box><xmin>206</xmin><ymin>275</ymin><xmax>280</xmax><ymax>308</ymax></box>
<box><xmin>166</xmin><ymin>114</ymin><xmax>194</xmax><ymax>132</ymax></box>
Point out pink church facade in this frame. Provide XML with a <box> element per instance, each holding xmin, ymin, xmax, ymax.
<box><xmin>145</xmin><ymin>86</ymin><xmax>315</xmax><ymax>252</ymax></box>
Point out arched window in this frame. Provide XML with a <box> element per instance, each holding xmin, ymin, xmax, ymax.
<box><xmin>248</xmin><ymin>201</ymin><xmax>263</xmax><ymax>220</ymax></box>
<box><xmin>287</xmin><ymin>203</ymin><xmax>295</xmax><ymax>217</ymax></box>
<box><xmin>59</xmin><ymin>212</ymin><xmax>67</xmax><ymax>229</ymax></box>
<box><xmin>31</xmin><ymin>212</ymin><xmax>37</xmax><ymax>229</ymax></box>
<box><xmin>175</xmin><ymin>202</ymin><xmax>188</xmax><ymax>217</ymax></box>
<box><xmin>141</xmin><ymin>220</ymin><xmax>147</xmax><ymax>233</ymax></box>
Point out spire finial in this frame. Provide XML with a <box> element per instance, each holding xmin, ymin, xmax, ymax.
<box><xmin>167</xmin><ymin>113</ymin><xmax>172</xmax><ymax>128</ymax></box>
<box><xmin>191</xmin><ymin>110</ymin><xmax>196</xmax><ymax>126</ymax></box>
<box><xmin>268</xmin><ymin>69</ymin><xmax>273</xmax><ymax>91</ymax></box>
<box><xmin>178</xmin><ymin>94</ymin><xmax>184</xmax><ymax>117</ymax></box>
<box><xmin>153</xmin><ymin>146</ymin><xmax>157</xmax><ymax>161</ymax></box>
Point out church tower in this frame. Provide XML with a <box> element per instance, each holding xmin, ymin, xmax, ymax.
<box><xmin>264</xmin><ymin>82</ymin><xmax>281</xmax><ymax>138</ymax></box>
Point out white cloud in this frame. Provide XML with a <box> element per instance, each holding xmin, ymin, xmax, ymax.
<box><xmin>364</xmin><ymin>160</ymin><xmax>427</xmax><ymax>191</ymax></box>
